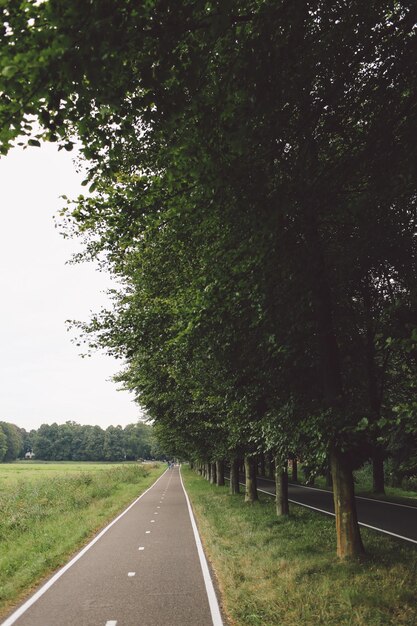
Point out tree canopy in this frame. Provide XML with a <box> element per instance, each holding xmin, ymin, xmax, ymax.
<box><xmin>1</xmin><ymin>0</ymin><xmax>417</xmax><ymax>558</ymax></box>
<box><xmin>0</xmin><ymin>420</ymin><xmax>159</xmax><ymax>462</ymax></box>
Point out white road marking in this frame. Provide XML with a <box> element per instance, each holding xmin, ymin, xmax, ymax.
<box><xmin>353</xmin><ymin>494</ymin><xmax>417</xmax><ymax>510</ymax></box>
<box><xmin>146</xmin><ymin>530</ymin><xmax>151</xmax><ymax>534</ymax></box>
<box><xmin>179</xmin><ymin>467</ymin><xmax>224</xmax><ymax>626</ymax></box>
<box><xmin>151</xmin><ymin>519</ymin><xmax>155</xmax><ymax>522</ymax></box>
<box><xmin>0</xmin><ymin>470</ymin><xmax>168</xmax><ymax>626</ymax></box>
<box><xmin>128</xmin><ymin>572</ymin><xmax>136</xmax><ymax>577</ymax></box>
<box><xmin>256</xmin><ymin>476</ymin><xmax>417</xmax><ymax>510</ymax></box>
<box><xmin>105</xmin><ymin>621</ymin><xmax>117</xmax><ymax>626</ymax></box>
<box><xmin>138</xmin><ymin>547</ymin><xmax>145</xmax><ymax>550</ymax></box>
<box><xmin>254</xmin><ymin>486</ymin><xmax>417</xmax><ymax>545</ymax></box>
<box><xmin>157</xmin><ymin>506</ymin><xmax>161</xmax><ymax>508</ymax></box>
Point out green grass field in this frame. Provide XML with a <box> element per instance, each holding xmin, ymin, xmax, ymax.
<box><xmin>0</xmin><ymin>461</ymin><xmax>165</xmax><ymax>618</ymax></box>
<box><xmin>182</xmin><ymin>466</ymin><xmax>417</xmax><ymax>626</ymax></box>
<box><xmin>0</xmin><ymin>461</ymin><xmax>139</xmax><ymax>488</ymax></box>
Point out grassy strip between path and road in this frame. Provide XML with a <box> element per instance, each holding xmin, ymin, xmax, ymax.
<box><xmin>182</xmin><ymin>466</ymin><xmax>417</xmax><ymax>626</ymax></box>
<box><xmin>0</xmin><ymin>461</ymin><xmax>165</xmax><ymax>619</ymax></box>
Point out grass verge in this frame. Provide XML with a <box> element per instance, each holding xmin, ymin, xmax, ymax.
<box><xmin>0</xmin><ymin>462</ymin><xmax>164</xmax><ymax>618</ymax></box>
<box><xmin>182</xmin><ymin>466</ymin><xmax>417</xmax><ymax>626</ymax></box>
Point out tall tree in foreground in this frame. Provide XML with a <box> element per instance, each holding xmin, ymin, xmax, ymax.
<box><xmin>1</xmin><ymin>0</ymin><xmax>417</xmax><ymax>558</ymax></box>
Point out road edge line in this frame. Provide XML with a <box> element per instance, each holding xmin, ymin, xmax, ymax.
<box><xmin>179</xmin><ymin>466</ymin><xmax>224</xmax><ymax>626</ymax></box>
<box><xmin>266</xmin><ymin>477</ymin><xmax>417</xmax><ymax>510</ymax></box>
<box><xmin>0</xmin><ymin>468</ymin><xmax>168</xmax><ymax>626</ymax></box>
<box><xmin>256</xmin><ymin>486</ymin><xmax>417</xmax><ymax>545</ymax></box>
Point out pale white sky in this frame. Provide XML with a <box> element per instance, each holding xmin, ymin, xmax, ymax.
<box><xmin>0</xmin><ymin>142</ymin><xmax>144</xmax><ymax>431</ymax></box>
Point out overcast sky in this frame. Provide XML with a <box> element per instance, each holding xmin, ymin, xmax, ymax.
<box><xmin>0</xmin><ymin>142</ymin><xmax>144</xmax><ymax>431</ymax></box>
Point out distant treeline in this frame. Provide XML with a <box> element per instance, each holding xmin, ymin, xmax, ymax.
<box><xmin>0</xmin><ymin>420</ymin><xmax>161</xmax><ymax>462</ymax></box>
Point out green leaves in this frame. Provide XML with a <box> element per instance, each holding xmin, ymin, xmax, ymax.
<box><xmin>2</xmin><ymin>0</ymin><xmax>417</xmax><ymax>479</ymax></box>
<box><xmin>1</xmin><ymin>65</ymin><xmax>16</xmax><ymax>77</ymax></box>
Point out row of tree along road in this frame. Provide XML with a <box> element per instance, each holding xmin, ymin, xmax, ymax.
<box><xmin>0</xmin><ymin>421</ymin><xmax>158</xmax><ymax>462</ymax></box>
<box><xmin>1</xmin><ymin>1</ymin><xmax>417</xmax><ymax>558</ymax></box>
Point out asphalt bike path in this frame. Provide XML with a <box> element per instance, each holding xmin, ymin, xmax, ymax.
<box><xmin>234</xmin><ymin>474</ymin><xmax>417</xmax><ymax>545</ymax></box>
<box><xmin>2</xmin><ymin>466</ymin><xmax>223</xmax><ymax>626</ymax></box>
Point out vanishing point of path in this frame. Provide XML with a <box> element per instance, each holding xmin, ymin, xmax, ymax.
<box><xmin>1</xmin><ymin>467</ymin><xmax>223</xmax><ymax>626</ymax></box>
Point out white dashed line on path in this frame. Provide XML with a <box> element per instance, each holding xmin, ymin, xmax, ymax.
<box><xmin>138</xmin><ymin>547</ymin><xmax>145</xmax><ymax>551</ymax></box>
<box><xmin>151</xmin><ymin>520</ymin><xmax>155</xmax><ymax>523</ymax></box>
<box><xmin>127</xmin><ymin>572</ymin><xmax>136</xmax><ymax>577</ymax></box>
<box><xmin>0</xmin><ymin>470</ymin><xmax>169</xmax><ymax>626</ymax></box>
<box><xmin>146</xmin><ymin>530</ymin><xmax>151</xmax><ymax>534</ymax></box>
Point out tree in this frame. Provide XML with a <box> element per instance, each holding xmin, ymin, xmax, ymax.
<box><xmin>19</xmin><ymin>428</ymin><xmax>36</xmax><ymax>457</ymax></box>
<box><xmin>1</xmin><ymin>0</ymin><xmax>417</xmax><ymax>559</ymax></box>
<box><xmin>124</xmin><ymin>423</ymin><xmax>154</xmax><ymax>460</ymax></box>
<box><xmin>0</xmin><ymin>427</ymin><xmax>7</xmax><ymax>462</ymax></box>
<box><xmin>83</xmin><ymin>425</ymin><xmax>105</xmax><ymax>461</ymax></box>
<box><xmin>103</xmin><ymin>425</ymin><xmax>126</xmax><ymax>461</ymax></box>
<box><xmin>0</xmin><ymin>422</ymin><xmax>23</xmax><ymax>461</ymax></box>
<box><xmin>33</xmin><ymin>423</ymin><xmax>60</xmax><ymax>460</ymax></box>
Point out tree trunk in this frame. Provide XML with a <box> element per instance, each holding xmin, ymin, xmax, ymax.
<box><xmin>363</xmin><ymin>280</ymin><xmax>386</xmax><ymax>497</ymax></box>
<box><xmin>210</xmin><ymin>462</ymin><xmax>217</xmax><ymax>485</ymax></box>
<box><xmin>325</xmin><ymin>464</ymin><xmax>333</xmax><ymax>488</ymax></box>
<box><xmin>275</xmin><ymin>456</ymin><xmax>289</xmax><ymax>516</ymax></box>
<box><xmin>230</xmin><ymin>458</ymin><xmax>240</xmax><ymax>494</ymax></box>
<box><xmin>244</xmin><ymin>456</ymin><xmax>258</xmax><ymax>502</ymax></box>
<box><xmin>216</xmin><ymin>460</ymin><xmax>225</xmax><ymax>486</ymax></box>
<box><xmin>206</xmin><ymin>463</ymin><xmax>211</xmax><ymax>481</ymax></box>
<box><xmin>306</xmin><ymin>207</ymin><xmax>364</xmax><ymax>558</ymax></box>
<box><xmin>265</xmin><ymin>451</ymin><xmax>272</xmax><ymax>479</ymax></box>
<box><xmin>372</xmin><ymin>448</ymin><xmax>385</xmax><ymax>494</ymax></box>
<box><xmin>306</xmin><ymin>470</ymin><xmax>315</xmax><ymax>486</ymax></box>
<box><xmin>270</xmin><ymin>457</ymin><xmax>275</xmax><ymax>479</ymax></box>
<box><xmin>390</xmin><ymin>469</ymin><xmax>403</xmax><ymax>488</ymax></box>
<box><xmin>330</xmin><ymin>448</ymin><xmax>365</xmax><ymax>559</ymax></box>
<box><xmin>258</xmin><ymin>453</ymin><xmax>265</xmax><ymax>477</ymax></box>
<box><xmin>291</xmin><ymin>458</ymin><xmax>298</xmax><ymax>482</ymax></box>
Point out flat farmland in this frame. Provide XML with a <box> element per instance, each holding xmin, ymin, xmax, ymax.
<box><xmin>0</xmin><ymin>461</ymin><xmax>165</xmax><ymax>619</ymax></box>
<box><xmin>0</xmin><ymin>461</ymin><xmax>137</xmax><ymax>488</ymax></box>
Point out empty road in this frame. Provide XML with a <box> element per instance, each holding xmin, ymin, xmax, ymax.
<box><xmin>1</xmin><ymin>467</ymin><xmax>223</xmax><ymax>626</ymax></box>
